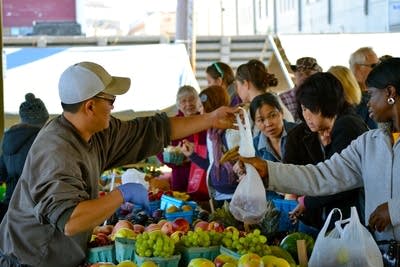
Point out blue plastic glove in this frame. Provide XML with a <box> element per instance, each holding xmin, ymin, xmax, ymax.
<box><xmin>117</xmin><ymin>183</ymin><xmax>149</xmax><ymax>211</ymax></box>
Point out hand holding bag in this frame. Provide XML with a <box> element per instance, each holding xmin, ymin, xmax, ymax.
<box><xmin>229</xmin><ymin>108</ymin><xmax>267</xmax><ymax>224</ymax></box>
<box><xmin>309</xmin><ymin>206</ymin><xmax>383</xmax><ymax>267</ymax></box>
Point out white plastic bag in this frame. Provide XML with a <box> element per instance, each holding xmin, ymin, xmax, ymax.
<box><xmin>309</xmin><ymin>206</ymin><xmax>383</xmax><ymax>267</ymax></box>
<box><xmin>229</xmin><ymin>108</ymin><xmax>267</xmax><ymax>224</ymax></box>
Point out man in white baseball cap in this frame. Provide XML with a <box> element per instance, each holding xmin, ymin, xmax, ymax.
<box><xmin>58</xmin><ymin>61</ymin><xmax>131</xmax><ymax>104</ymax></box>
<box><xmin>0</xmin><ymin>61</ymin><xmax>238</xmax><ymax>267</ymax></box>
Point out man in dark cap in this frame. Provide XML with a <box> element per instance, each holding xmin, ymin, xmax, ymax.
<box><xmin>280</xmin><ymin>57</ymin><xmax>322</xmax><ymax>121</ymax></box>
<box><xmin>0</xmin><ymin>61</ymin><xmax>237</xmax><ymax>267</ymax></box>
<box><xmin>0</xmin><ymin>93</ymin><xmax>49</xmax><ymax>220</ymax></box>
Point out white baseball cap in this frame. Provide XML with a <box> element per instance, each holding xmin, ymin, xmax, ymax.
<box><xmin>58</xmin><ymin>61</ymin><xmax>131</xmax><ymax>104</ymax></box>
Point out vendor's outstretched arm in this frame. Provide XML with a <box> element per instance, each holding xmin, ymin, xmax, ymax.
<box><xmin>238</xmin><ymin>156</ymin><xmax>269</xmax><ymax>185</ymax></box>
<box><xmin>169</xmin><ymin>106</ymin><xmax>238</xmax><ymax>140</ymax></box>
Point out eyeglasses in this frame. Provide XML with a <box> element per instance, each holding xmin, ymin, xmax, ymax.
<box><xmin>255</xmin><ymin>111</ymin><xmax>280</xmax><ymax>124</ymax></box>
<box><xmin>358</xmin><ymin>63</ymin><xmax>378</xmax><ymax>68</ymax></box>
<box><xmin>94</xmin><ymin>93</ymin><xmax>116</xmax><ymax>105</ymax></box>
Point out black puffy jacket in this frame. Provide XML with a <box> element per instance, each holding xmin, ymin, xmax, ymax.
<box><xmin>0</xmin><ymin>124</ymin><xmax>41</xmax><ymax>203</ymax></box>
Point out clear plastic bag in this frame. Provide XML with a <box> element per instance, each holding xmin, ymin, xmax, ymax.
<box><xmin>309</xmin><ymin>206</ymin><xmax>383</xmax><ymax>267</ymax></box>
<box><xmin>229</xmin><ymin>108</ymin><xmax>267</xmax><ymax>224</ymax></box>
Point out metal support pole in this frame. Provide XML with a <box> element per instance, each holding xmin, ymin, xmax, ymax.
<box><xmin>176</xmin><ymin>0</ymin><xmax>196</xmax><ymax>71</ymax></box>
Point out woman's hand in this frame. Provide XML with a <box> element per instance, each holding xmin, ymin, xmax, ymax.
<box><xmin>180</xmin><ymin>139</ymin><xmax>194</xmax><ymax>157</ymax></box>
<box><xmin>289</xmin><ymin>197</ymin><xmax>306</xmax><ymax>224</ymax></box>
<box><xmin>368</xmin><ymin>202</ymin><xmax>391</xmax><ymax>232</ymax></box>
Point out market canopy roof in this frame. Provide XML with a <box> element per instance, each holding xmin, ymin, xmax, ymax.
<box><xmin>4</xmin><ymin>44</ymin><xmax>198</xmax><ymax>115</ymax></box>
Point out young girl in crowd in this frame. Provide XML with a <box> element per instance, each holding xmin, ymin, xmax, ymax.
<box><xmin>235</xmin><ymin>59</ymin><xmax>294</xmax><ymax>124</ymax></box>
<box><xmin>206</xmin><ymin>61</ymin><xmax>241</xmax><ymax>106</ymax></box>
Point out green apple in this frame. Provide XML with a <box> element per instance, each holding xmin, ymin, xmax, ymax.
<box><xmin>188</xmin><ymin>258</ymin><xmax>216</xmax><ymax>267</ymax></box>
<box><xmin>261</xmin><ymin>255</ymin><xmax>290</xmax><ymax>267</ymax></box>
<box><xmin>238</xmin><ymin>253</ymin><xmax>264</xmax><ymax>267</ymax></box>
<box><xmin>113</xmin><ymin>227</ymin><xmax>136</xmax><ymax>240</ymax></box>
<box><xmin>214</xmin><ymin>254</ymin><xmax>237</xmax><ymax>267</ymax></box>
<box><xmin>116</xmin><ymin>260</ymin><xmax>137</xmax><ymax>267</ymax></box>
<box><xmin>140</xmin><ymin>261</ymin><xmax>157</xmax><ymax>267</ymax></box>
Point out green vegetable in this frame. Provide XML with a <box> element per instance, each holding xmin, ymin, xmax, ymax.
<box><xmin>279</xmin><ymin>232</ymin><xmax>314</xmax><ymax>263</ymax></box>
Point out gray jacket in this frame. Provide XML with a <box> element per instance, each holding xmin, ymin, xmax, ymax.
<box><xmin>0</xmin><ymin>114</ymin><xmax>170</xmax><ymax>267</ymax></box>
<box><xmin>268</xmin><ymin>129</ymin><xmax>400</xmax><ymax>242</ymax></box>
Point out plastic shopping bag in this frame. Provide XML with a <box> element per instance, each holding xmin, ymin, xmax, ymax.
<box><xmin>229</xmin><ymin>108</ymin><xmax>267</xmax><ymax>224</ymax></box>
<box><xmin>309</xmin><ymin>206</ymin><xmax>383</xmax><ymax>267</ymax></box>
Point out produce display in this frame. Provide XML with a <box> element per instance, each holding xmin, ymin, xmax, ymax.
<box><xmin>86</xmin><ymin>167</ymin><xmax>316</xmax><ymax>267</ymax></box>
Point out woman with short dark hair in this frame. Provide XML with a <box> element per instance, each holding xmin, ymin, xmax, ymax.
<box><xmin>284</xmin><ymin>72</ymin><xmax>369</xmax><ymax>236</ymax></box>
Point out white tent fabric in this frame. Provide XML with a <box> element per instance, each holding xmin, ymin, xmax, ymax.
<box><xmin>4</xmin><ymin>44</ymin><xmax>199</xmax><ymax>115</ymax></box>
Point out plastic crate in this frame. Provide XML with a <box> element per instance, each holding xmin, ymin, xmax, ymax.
<box><xmin>135</xmin><ymin>253</ymin><xmax>181</xmax><ymax>267</ymax></box>
<box><xmin>272</xmin><ymin>199</ymin><xmax>298</xmax><ymax>232</ymax></box>
<box><xmin>179</xmin><ymin>246</ymin><xmax>220</xmax><ymax>266</ymax></box>
<box><xmin>87</xmin><ymin>244</ymin><xmax>116</xmax><ymax>264</ymax></box>
<box><xmin>165</xmin><ymin>210</ymin><xmax>194</xmax><ymax>224</ymax></box>
<box><xmin>163</xmin><ymin>151</ymin><xmax>184</xmax><ymax>165</ymax></box>
<box><xmin>149</xmin><ymin>200</ymin><xmax>161</xmax><ymax>214</ymax></box>
<box><xmin>160</xmin><ymin>195</ymin><xmax>185</xmax><ymax>210</ymax></box>
<box><xmin>115</xmin><ymin>237</ymin><xmax>135</xmax><ymax>263</ymax></box>
<box><xmin>219</xmin><ymin>246</ymin><xmax>241</xmax><ymax>260</ymax></box>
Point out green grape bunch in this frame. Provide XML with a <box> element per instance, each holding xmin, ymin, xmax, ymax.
<box><xmin>135</xmin><ymin>231</ymin><xmax>175</xmax><ymax>258</ymax></box>
<box><xmin>181</xmin><ymin>228</ymin><xmax>211</xmax><ymax>247</ymax></box>
<box><xmin>222</xmin><ymin>228</ymin><xmax>271</xmax><ymax>256</ymax></box>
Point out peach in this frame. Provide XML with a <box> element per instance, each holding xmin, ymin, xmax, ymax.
<box><xmin>194</xmin><ymin>220</ymin><xmax>209</xmax><ymax>231</ymax></box>
<box><xmin>161</xmin><ymin>222</ymin><xmax>174</xmax><ymax>235</ymax></box>
<box><xmin>144</xmin><ymin>223</ymin><xmax>161</xmax><ymax>233</ymax></box>
<box><xmin>172</xmin><ymin>218</ymin><xmax>190</xmax><ymax>233</ymax></box>
<box><xmin>112</xmin><ymin>220</ymin><xmax>134</xmax><ymax>235</ymax></box>
<box><xmin>133</xmin><ymin>224</ymin><xmax>145</xmax><ymax>234</ymax></box>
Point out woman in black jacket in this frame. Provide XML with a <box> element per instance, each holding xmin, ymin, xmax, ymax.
<box><xmin>0</xmin><ymin>93</ymin><xmax>49</xmax><ymax>220</ymax></box>
<box><xmin>284</xmin><ymin>72</ymin><xmax>368</xmax><ymax>237</ymax></box>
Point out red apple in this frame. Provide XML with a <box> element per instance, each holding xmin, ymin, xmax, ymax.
<box><xmin>194</xmin><ymin>220</ymin><xmax>209</xmax><ymax>231</ymax></box>
<box><xmin>133</xmin><ymin>224</ymin><xmax>145</xmax><ymax>234</ymax></box>
<box><xmin>207</xmin><ymin>221</ymin><xmax>224</xmax><ymax>233</ymax></box>
<box><xmin>161</xmin><ymin>221</ymin><xmax>174</xmax><ymax>235</ymax></box>
<box><xmin>145</xmin><ymin>223</ymin><xmax>161</xmax><ymax>233</ymax></box>
<box><xmin>172</xmin><ymin>218</ymin><xmax>190</xmax><ymax>233</ymax></box>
